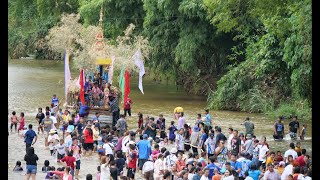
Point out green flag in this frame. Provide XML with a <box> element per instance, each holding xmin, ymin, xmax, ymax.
<box><xmin>119</xmin><ymin>49</ymin><xmax>126</xmax><ymax>103</ymax></box>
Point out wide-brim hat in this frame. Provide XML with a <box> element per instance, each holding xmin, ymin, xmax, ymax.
<box><xmin>170</xmin><ymin>148</ymin><xmax>177</xmax><ymax>154</ymax></box>
<box><xmin>49</xmin><ymin>129</ymin><xmax>56</xmax><ymax>134</ymax></box>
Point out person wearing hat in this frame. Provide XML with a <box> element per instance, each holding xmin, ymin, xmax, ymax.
<box><xmin>165</xmin><ymin>148</ymin><xmax>178</xmax><ymax>170</ymax></box>
<box><xmin>173</xmin><ymin>107</ymin><xmax>183</xmax><ymax>120</ymax></box>
<box><xmin>136</xmin><ymin>134</ymin><xmax>151</xmax><ymax>172</ymax></box>
<box><xmin>64</xmin><ymin>129</ymin><xmax>73</xmax><ymax>148</ymax></box>
<box><xmin>47</xmin><ymin>129</ymin><xmax>59</xmax><ymax>156</ymax></box>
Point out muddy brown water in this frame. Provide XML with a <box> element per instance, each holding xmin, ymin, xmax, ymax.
<box><xmin>8</xmin><ymin>59</ymin><xmax>312</xmax><ymax>179</ymax></box>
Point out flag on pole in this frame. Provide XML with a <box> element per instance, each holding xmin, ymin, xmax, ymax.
<box><xmin>64</xmin><ymin>49</ymin><xmax>71</xmax><ymax>100</ymax></box>
<box><xmin>108</xmin><ymin>56</ymin><xmax>115</xmax><ymax>84</ymax></box>
<box><xmin>119</xmin><ymin>51</ymin><xmax>126</xmax><ymax>103</ymax></box>
<box><xmin>79</xmin><ymin>69</ymin><xmax>85</xmax><ymax>105</ymax></box>
<box><xmin>124</xmin><ymin>70</ymin><xmax>130</xmax><ymax>105</ymax></box>
<box><xmin>133</xmin><ymin>50</ymin><xmax>145</xmax><ymax>94</ymax></box>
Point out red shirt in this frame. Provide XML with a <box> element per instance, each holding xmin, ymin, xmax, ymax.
<box><xmin>295</xmin><ymin>155</ymin><xmax>306</xmax><ymax>167</ymax></box>
<box><xmin>128</xmin><ymin>150</ymin><xmax>138</xmax><ymax>169</ymax></box>
<box><xmin>276</xmin><ymin>155</ymin><xmax>284</xmax><ymax>162</ymax></box>
<box><xmin>61</xmin><ymin>156</ymin><xmax>76</xmax><ymax>170</ymax></box>
<box><xmin>83</xmin><ymin>129</ymin><xmax>94</xmax><ymax>143</ymax></box>
<box><xmin>124</xmin><ymin>98</ymin><xmax>132</xmax><ymax>110</ymax></box>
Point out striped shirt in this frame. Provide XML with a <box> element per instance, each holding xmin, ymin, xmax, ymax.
<box><xmin>109</xmin><ymin>97</ymin><xmax>119</xmax><ymax>112</ymax></box>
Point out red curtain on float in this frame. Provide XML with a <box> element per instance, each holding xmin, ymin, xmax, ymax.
<box><xmin>123</xmin><ymin>70</ymin><xmax>130</xmax><ymax>105</ymax></box>
<box><xmin>79</xmin><ymin>69</ymin><xmax>85</xmax><ymax>105</ymax></box>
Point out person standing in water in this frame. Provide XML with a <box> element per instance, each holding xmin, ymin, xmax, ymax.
<box><xmin>241</xmin><ymin>117</ymin><xmax>254</xmax><ymax>139</ymax></box>
<box><xmin>17</xmin><ymin>112</ymin><xmax>25</xmax><ymax>135</ymax></box>
<box><xmin>51</xmin><ymin>94</ymin><xmax>59</xmax><ymax>107</ymax></box>
<box><xmin>273</xmin><ymin>116</ymin><xmax>284</xmax><ymax>140</ymax></box>
<box><xmin>24</xmin><ymin>124</ymin><xmax>38</xmax><ymax>152</ymax></box>
<box><xmin>10</xmin><ymin>111</ymin><xmax>18</xmax><ymax>133</ymax></box>
<box><xmin>36</xmin><ymin>108</ymin><xmax>45</xmax><ymax>135</ymax></box>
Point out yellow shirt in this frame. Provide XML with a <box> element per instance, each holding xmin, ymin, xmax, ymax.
<box><xmin>62</xmin><ymin>114</ymin><xmax>70</xmax><ymax>123</ymax></box>
<box><xmin>174</xmin><ymin>107</ymin><xmax>184</xmax><ymax>113</ymax></box>
<box><xmin>266</xmin><ymin>157</ymin><xmax>274</xmax><ymax>166</ymax></box>
<box><xmin>295</xmin><ymin>147</ymin><xmax>302</xmax><ymax>153</ymax></box>
<box><xmin>92</xmin><ymin>128</ymin><xmax>99</xmax><ymax>141</ymax></box>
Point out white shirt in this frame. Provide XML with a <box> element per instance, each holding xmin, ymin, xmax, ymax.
<box><xmin>258</xmin><ymin>144</ymin><xmax>269</xmax><ymax>162</ymax></box>
<box><xmin>100</xmin><ymin>163</ymin><xmax>110</xmax><ymax>180</ymax></box>
<box><xmin>245</xmin><ymin>177</ymin><xmax>254</xmax><ymax>180</ymax></box>
<box><xmin>222</xmin><ymin>175</ymin><xmax>234</xmax><ymax>180</ymax></box>
<box><xmin>121</xmin><ymin>136</ymin><xmax>130</xmax><ymax>153</ymax></box>
<box><xmin>154</xmin><ymin>159</ymin><xmax>165</xmax><ymax>179</ymax></box>
<box><xmin>103</xmin><ymin>143</ymin><xmax>114</xmax><ymax>155</ymax></box>
<box><xmin>281</xmin><ymin>164</ymin><xmax>293</xmax><ymax>180</ymax></box>
<box><xmin>56</xmin><ymin>143</ymin><xmax>66</xmax><ymax>155</ymax></box>
<box><xmin>50</xmin><ymin>116</ymin><xmax>57</xmax><ymax>130</ymax></box>
<box><xmin>48</xmin><ymin>134</ymin><xmax>59</xmax><ymax>150</ymax></box>
<box><xmin>165</xmin><ymin>154</ymin><xmax>177</xmax><ymax>170</ymax></box>
<box><xmin>64</xmin><ymin>135</ymin><xmax>72</xmax><ymax>147</ymax></box>
<box><xmin>284</xmin><ymin>149</ymin><xmax>298</xmax><ymax>163</ymax></box>
<box><xmin>188</xmin><ymin>173</ymin><xmax>194</xmax><ymax>180</ymax></box>
<box><xmin>227</xmin><ymin>133</ymin><xmax>234</xmax><ymax>150</ymax></box>
<box><xmin>142</xmin><ymin>160</ymin><xmax>154</xmax><ymax>174</ymax></box>
<box><xmin>264</xmin><ymin>170</ymin><xmax>281</xmax><ymax>180</ymax></box>
<box><xmin>200</xmin><ymin>175</ymin><xmax>209</xmax><ymax>180</ymax></box>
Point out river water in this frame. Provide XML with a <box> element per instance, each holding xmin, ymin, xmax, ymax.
<box><xmin>8</xmin><ymin>59</ymin><xmax>312</xmax><ymax>179</ymax></box>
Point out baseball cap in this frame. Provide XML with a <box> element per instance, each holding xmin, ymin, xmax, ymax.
<box><xmin>143</xmin><ymin>134</ymin><xmax>148</xmax><ymax>139</ymax></box>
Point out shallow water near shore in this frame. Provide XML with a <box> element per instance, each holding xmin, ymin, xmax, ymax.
<box><xmin>8</xmin><ymin>59</ymin><xmax>312</xmax><ymax>179</ymax></box>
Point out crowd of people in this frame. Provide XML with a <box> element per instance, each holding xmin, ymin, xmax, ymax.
<box><xmin>9</xmin><ymin>95</ymin><xmax>312</xmax><ymax>180</ymax></box>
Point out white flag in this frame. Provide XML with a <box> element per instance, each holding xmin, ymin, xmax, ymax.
<box><xmin>133</xmin><ymin>50</ymin><xmax>145</xmax><ymax>94</ymax></box>
<box><xmin>108</xmin><ymin>56</ymin><xmax>115</xmax><ymax>84</ymax></box>
<box><xmin>76</xmin><ymin>70</ymin><xmax>85</xmax><ymax>88</ymax></box>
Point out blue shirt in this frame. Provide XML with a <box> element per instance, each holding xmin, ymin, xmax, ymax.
<box><xmin>248</xmin><ymin>170</ymin><xmax>261</xmax><ymax>180</ymax></box>
<box><xmin>230</xmin><ymin>161</ymin><xmax>242</xmax><ymax>173</ymax></box>
<box><xmin>206</xmin><ymin>163</ymin><xmax>221</xmax><ymax>179</ymax></box>
<box><xmin>192</xmin><ymin>174</ymin><xmax>201</xmax><ymax>180</ymax></box>
<box><xmin>240</xmin><ymin>159</ymin><xmax>252</xmax><ymax>177</ymax></box>
<box><xmin>52</xmin><ymin>97</ymin><xmax>59</xmax><ymax>106</ymax></box>
<box><xmin>77</xmin><ymin>123</ymin><xmax>86</xmax><ymax>136</ymax></box>
<box><xmin>25</xmin><ymin>129</ymin><xmax>37</xmax><ymax>144</ymax></box>
<box><xmin>205</xmin><ymin>114</ymin><xmax>211</xmax><ymax>124</ymax></box>
<box><xmin>136</xmin><ymin>140</ymin><xmax>151</xmax><ymax>159</ymax></box>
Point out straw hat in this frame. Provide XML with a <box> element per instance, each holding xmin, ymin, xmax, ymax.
<box><xmin>49</xmin><ymin>129</ymin><xmax>56</xmax><ymax>134</ymax></box>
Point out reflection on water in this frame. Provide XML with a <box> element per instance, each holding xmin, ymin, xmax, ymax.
<box><xmin>8</xmin><ymin>59</ymin><xmax>312</xmax><ymax>178</ymax></box>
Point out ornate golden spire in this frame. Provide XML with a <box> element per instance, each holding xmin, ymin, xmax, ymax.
<box><xmin>99</xmin><ymin>5</ymin><xmax>103</xmax><ymax>32</ymax></box>
<box><xmin>95</xmin><ymin>4</ymin><xmax>105</xmax><ymax>51</ymax></box>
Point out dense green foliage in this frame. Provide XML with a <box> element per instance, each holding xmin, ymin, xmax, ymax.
<box><xmin>8</xmin><ymin>0</ymin><xmax>311</xmax><ymax>119</ymax></box>
<box><xmin>8</xmin><ymin>0</ymin><xmax>79</xmax><ymax>59</ymax></box>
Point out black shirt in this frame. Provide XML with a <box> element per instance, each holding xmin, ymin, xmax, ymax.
<box><xmin>115</xmin><ymin>158</ymin><xmax>125</xmax><ymax>174</ymax></box>
<box><xmin>110</xmin><ymin>167</ymin><xmax>118</xmax><ymax>180</ymax></box>
<box><xmin>216</xmin><ymin>133</ymin><xmax>227</xmax><ymax>144</ymax></box>
<box><xmin>289</xmin><ymin>121</ymin><xmax>300</xmax><ymax>133</ymax></box>
<box><xmin>24</xmin><ymin>154</ymin><xmax>39</xmax><ymax>165</ymax></box>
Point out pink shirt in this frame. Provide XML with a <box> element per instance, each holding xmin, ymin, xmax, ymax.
<box><xmin>96</xmin><ymin>172</ymin><xmax>101</xmax><ymax>180</ymax></box>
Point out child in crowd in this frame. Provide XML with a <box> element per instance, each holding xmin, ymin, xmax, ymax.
<box><xmin>13</xmin><ymin>161</ymin><xmax>23</xmax><ymax>171</ymax></box>
<box><xmin>55</xmin><ymin>139</ymin><xmax>66</xmax><ymax>162</ymax></box>
<box><xmin>17</xmin><ymin>112</ymin><xmax>25</xmax><ymax>134</ymax></box>
<box><xmin>300</xmin><ymin>124</ymin><xmax>307</xmax><ymax>140</ymax></box>
<box><xmin>151</xmin><ymin>144</ymin><xmax>161</xmax><ymax>161</ymax></box>
<box><xmin>42</xmin><ymin>160</ymin><xmax>55</xmax><ymax>172</ymax></box>
<box><xmin>114</xmin><ymin>150</ymin><xmax>125</xmax><ymax>175</ymax></box>
<box><xmin>10</xmin><ymin>111</ymin><xmax>18</xmax><ymax>133</ymax></box>
<box><xmin>276</xmin><ymin>151</ymin><xmax>284</xmax><ymax>162</ymax></box>
<box><xmin>168</xmin><ymin>121</ymin><xmax>177</xmax><ymax>144</ymax></box>
<box><xmin>96</xmin><ymin>166</ymin><xmax>101</xmax><ymax>180</ymax></box>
